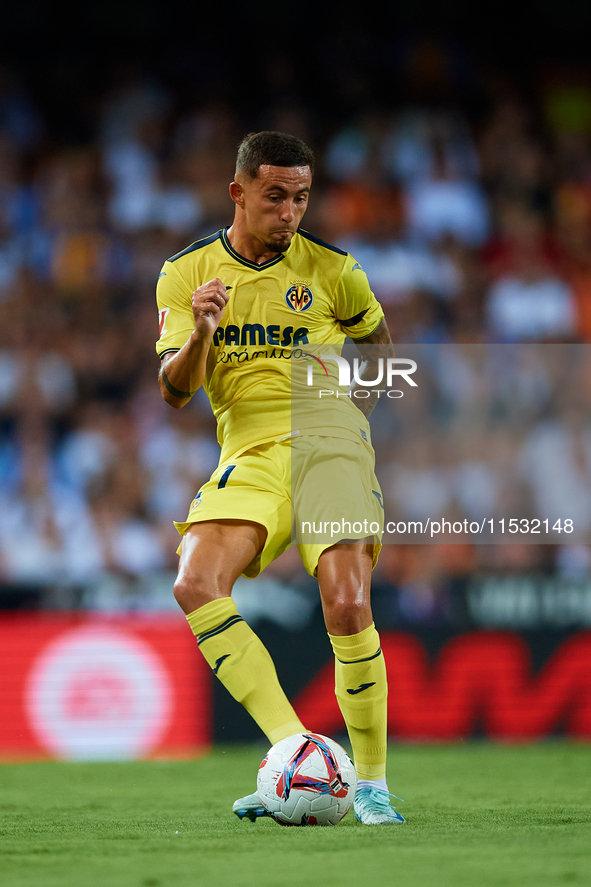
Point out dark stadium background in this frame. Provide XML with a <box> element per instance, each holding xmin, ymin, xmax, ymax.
<box><xmin>0</xmin><ymin>1</ymin><xmax>590</xmax><ymax>755</ymax></box>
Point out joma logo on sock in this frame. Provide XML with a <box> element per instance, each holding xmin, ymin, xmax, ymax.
<box><xmin>213</xmin><ymin>654</ymin><xmax>231</xmax><ymax>675</ymax></box>
<box><xmin>346</xmin><ymin>682</ymin><xmax>376</xmax><ymax>695</ymax></box>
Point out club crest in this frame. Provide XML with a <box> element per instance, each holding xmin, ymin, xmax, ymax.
<box><xmin>285</xmin><ymin>284</ymin><xmax>313</xmax><ymax>312</ymax></box>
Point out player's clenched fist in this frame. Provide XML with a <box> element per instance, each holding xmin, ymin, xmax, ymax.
<box><xmin>191</xmin><ymin>278</ymin><xmax>229</xmax><ymax>337</ymax></box>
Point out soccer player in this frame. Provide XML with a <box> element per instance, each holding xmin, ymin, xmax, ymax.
<box><xmin>156</xmin><ymin>131</ymin><xmax>404</xmax><ymax>825</ymax></box>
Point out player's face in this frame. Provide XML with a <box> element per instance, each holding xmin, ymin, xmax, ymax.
<box><xmin>241</xmin><ymin>165</ymin><xmax>312</xmax><ymax>253</ymax></box>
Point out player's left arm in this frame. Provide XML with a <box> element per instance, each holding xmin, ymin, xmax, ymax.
<box><xmin>350</xmin><ymin>319</ymin><xmax>394</xmax><ymax>418</ymax></box>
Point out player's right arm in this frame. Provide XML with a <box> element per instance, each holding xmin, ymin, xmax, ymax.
<box><xmin>156</xmin><ymin>269</ymin><xmax>229</xmax><ymax>408</ymax></box>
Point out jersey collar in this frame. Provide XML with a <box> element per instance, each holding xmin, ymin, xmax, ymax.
<box><xmin>220</xmin><ymin>227</ymin><xmax>288</xmax><ymax>271</ymax></box>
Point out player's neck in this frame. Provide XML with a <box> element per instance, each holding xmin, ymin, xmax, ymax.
<box><xmin>226</xmin><ymin>223</ymin><xmax>280</xmax><ymax>266</ymax></box>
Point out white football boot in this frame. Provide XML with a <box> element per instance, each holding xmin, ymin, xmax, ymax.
<box><xmin>232</xmin><ymin>790</ymin><xmax>269</xmax><ymax>821</ymax></box>
<box><xmin>354</xmin><ymin>786</ymin><xmax>406</xmax><ymax>825</ymax></box>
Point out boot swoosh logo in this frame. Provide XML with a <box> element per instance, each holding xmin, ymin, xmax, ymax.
<box><xmin>346</xmin><ymin>682</ymin><xmax>376</xmax><ymax>695</ymax></box>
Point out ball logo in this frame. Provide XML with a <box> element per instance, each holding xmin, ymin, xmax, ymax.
<box><xmin>276</xmin><ymin>734</ymin><xmax>350</xmax><ymax>801</ymax></box>
<box><xmin>285</xmin><ymin>285</ymin><xmax>313</xmax><ymax>312</ymax></box>
<box><xmin>25</xmin><ymin>626</ymin><xmax>172</xmax><ymax>760</ymax></box>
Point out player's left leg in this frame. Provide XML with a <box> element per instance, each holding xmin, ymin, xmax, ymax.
<box><xmin>317</xmin><ymin>542</ymin><xmax>405</xmax><ymax>825</ymax></box>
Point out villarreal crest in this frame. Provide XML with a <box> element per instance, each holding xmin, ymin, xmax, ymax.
<box><xmin>285</xmin><ymin>284</ymin><xmax>313</xmax><ymax>312</ymax></box>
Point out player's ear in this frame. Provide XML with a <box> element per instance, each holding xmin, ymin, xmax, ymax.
<box><xmin>229</xmin><ymin>181</ymin><xmax>244</xmax><ymax>207</ymax></box>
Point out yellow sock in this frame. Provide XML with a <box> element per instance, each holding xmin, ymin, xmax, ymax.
<box><xmin>187</xmin><ymin>599</ymin><xmax>305</xmax><ymax>745</ymax></box>
<box><xmin>329</xmin><ymin>623</ymin><xmax>388</xmax><ymax>781</ymax></box>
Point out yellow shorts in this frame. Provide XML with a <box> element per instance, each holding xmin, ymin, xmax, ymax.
<box><xmin>174</xmin><ymin>434</ymin><xmax>383</xmax><ymax>578</ymax></box>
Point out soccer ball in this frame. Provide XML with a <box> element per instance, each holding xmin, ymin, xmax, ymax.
<box><xmin>257</xmin><ymin>732</ymin><xmax>357</xmax><ymax>826</ymax></box>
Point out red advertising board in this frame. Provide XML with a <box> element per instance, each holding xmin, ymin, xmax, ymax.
<box><xmin>294</xmin><ymin>630</ymin><xmax>591</xmax><ymax>741</ymax></box>
<box><xmin>0</xmin><ymin>614</ymin><xmax>211</xmax><ymax>760</ymax></box>
<box><xmin>2</xmin><ymin>618</ymin><xmax>590</xmax><ymax>755</ymax></box>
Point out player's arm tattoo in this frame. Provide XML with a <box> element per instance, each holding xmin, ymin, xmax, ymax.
<box><xmin>159</xmin><ymin>365</ymin><xmax>195</xmax><ymax>400</ymax></box>
<box><xmin>158</xmin><ymin>352</ymin><xmax>196</xmax><ymax>404</ymax></box>
<box><xmin>350</xmin><ymin>319</ymin><xmax>394</xmax><ymax>419</ymax></box>
<box><xmin>158</xmin><ymin>331</ymin><xmax>213</xmax><ymax>406</ymax></box>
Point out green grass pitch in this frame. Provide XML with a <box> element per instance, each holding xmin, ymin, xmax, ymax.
<box><xmin>1</xmin><ymin>744</ymin><xmax>589</xmax><ymax>887</ymax></box>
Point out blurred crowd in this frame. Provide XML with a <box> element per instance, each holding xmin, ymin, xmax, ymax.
<box><xmin>2</xmin><ymin>40</ymin><xmax>591</xmax><ymax>619</ymax></box>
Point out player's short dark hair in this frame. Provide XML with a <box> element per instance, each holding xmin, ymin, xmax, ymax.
<box><xmin>235</xmin><ymin>131</ymin><xmax>315</xmax><ymax>179</ymax></box>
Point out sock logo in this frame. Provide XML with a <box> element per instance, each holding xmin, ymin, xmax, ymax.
<box><xmin>213</xmin><ymin>654</ymin><xmax>231</xmax><ymax>675</ymax></box>
<box><xmin>346</xmin><ymin>682</ymin><xmax>376</xmax><ymax>695</ymax></box>
<box><xmin>372</xmin><ymin>490</ymin><xmax>384</xmax><ymax>509</ymax></box>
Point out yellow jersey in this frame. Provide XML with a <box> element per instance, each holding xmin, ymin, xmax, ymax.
<box><xmin>155</xmin><ymin>227</ymin><xmax>384</xmax><ymax>461</ymax></box>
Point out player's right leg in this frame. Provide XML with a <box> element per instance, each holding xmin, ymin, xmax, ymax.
<box><xmin>175</xmin><ymin>520</ymin><xmax>305</xmax><ymax>744</ymax></box>
<box><xmin>174</xmin><ymin>520</ymin><xmax>306</xmax><ymax>820</ymax></box>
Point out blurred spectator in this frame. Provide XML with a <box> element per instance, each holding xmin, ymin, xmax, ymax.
<box><xmin>485</xmin><ymin>209</ymin><xmax>576</xmax><ymax>340</ymax></box>
<box><xmin>139</xmin><ymin>399</ymin><xmax>220</xmax><ymax>520</ymax></box>
<box><xmin>479</xmin><ymin>98</ymin><xmax>551</xmax><ymax>217</ymax></box>
<box><xmin>404</xmin><ymin>137</ymin><xmax>489</xmax><ymax>247</ymax></box>
<box><xmin>382</xmin><ymin>110</ymin><xmax>480</xmax><ymax>184</ymax></box>
<box><xmin>0</xmin><ymin>68</ymin><xmax>44</xmax><ymax>150</ymax></box>
<box><xmin>519</xmin><ymin>409</ymin><xmax>591</xmax><ymax>532</ymax></box>
<box><xmin>486</xmin><ymin>264</ymin><xmax>576</xmax><ymax>341</ymax></box>
<box><xmin>105</xmin><ymin>135</ymin><xmax>203</xmax><ymax>234</ymax></box>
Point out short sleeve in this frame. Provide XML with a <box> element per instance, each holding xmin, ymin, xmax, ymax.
<box><xmin>334</xmin><ymin>255</ymin><xmax>384</xmax><ymax>340</ymax></box>
<box><xmin>155</xmin><ymin>261</ymin><xmax>195</xmax><ymax>357</ymax></box>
